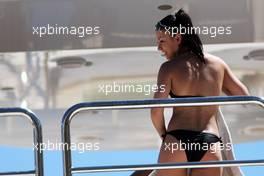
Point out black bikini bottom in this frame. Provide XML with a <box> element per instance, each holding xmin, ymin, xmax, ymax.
<box><xmin>164</xmin><ymin>129</ymin><xmax>222</xmax><ymax>162</ymax></box>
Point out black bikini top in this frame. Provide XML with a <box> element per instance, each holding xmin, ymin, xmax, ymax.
<box><xmin>169</xmin><ymin>91</ymin><xmax>203</xmax><ymax>98</ymax></box>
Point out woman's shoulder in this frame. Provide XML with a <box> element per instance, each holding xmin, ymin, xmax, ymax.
<box><xmin>204</xmin><ymin>53</ymin><xmax>226</xmax><ymax>69</ymax></box>
<box><xmin>159</xmin><ymin>60</ymin><xmax>176</xmax><ymax>71</ymax></box>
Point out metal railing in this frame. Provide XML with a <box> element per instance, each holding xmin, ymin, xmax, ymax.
<box><xmin>0</xmin><ymin>108</ymin><xmax>44</xmax><ymax>176</ymax></box>
<box><xmin>61</xmin><ymin>96</ymin><xmax>264</xmax><ymax>176</ymax></box>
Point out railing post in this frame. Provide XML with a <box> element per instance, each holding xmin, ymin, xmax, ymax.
<box><xmin>62</xmin><ymin>109</ymin><xmax>74</xmax><ymax>176</ymax></box>
<box><xmin>32</xmin><ymin>118</ymin><xmax>44</xmax><ymax>176</ymax></box>
<box><xmin>0</xmin><ymin>108</ymin><xmax>44</xmax><ymax>176</ymax></box>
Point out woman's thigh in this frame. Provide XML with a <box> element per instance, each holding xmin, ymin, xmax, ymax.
<box><xmin>156</xmin><ymin>135</ymin><xmax>188</xmax><ymax>176</ymax></box>
<box><xmin>191</xmin><ymin>142</ymin><xmax>223</xmax><ymax>176</ymax></box>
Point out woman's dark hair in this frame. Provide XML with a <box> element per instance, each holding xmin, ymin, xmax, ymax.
<box><xmin>156</xmin><ymin>9</ymin><xmax>205</xmax><ymax>63</ymax></box>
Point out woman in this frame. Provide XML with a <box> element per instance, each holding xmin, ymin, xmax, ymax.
<box><xmin>131</xmin><ymin>9</ymin><xmax>249</xmax><ymax>176</ymax></box>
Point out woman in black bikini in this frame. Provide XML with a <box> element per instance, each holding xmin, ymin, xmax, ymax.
<box><xmin>131</xmin><ymin>9</ymin><xmax>249</xmax><ymax>176</ymax></box>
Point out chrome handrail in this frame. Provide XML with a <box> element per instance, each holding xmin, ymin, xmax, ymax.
<box><xmin>0</xmin><ymin>108</ymin><xmax>44</xmax><ymax>176</ymax></box>
<box><xmin>61</xmin><ymin>96</ymin><xmax>264</xmax><ymax>176</ymax></box>
<box><xmin>71</xmin><ymin>159</ymin><xmax>264</xmax><ymax>173</ymax></box>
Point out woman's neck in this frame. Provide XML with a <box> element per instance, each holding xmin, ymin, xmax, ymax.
<box><xmin>172</xmin><ymin>48</ymin><xmax>192</xmax><ymax>60</ymax></box>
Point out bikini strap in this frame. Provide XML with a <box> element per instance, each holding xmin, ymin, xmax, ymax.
<box><xmin>161</xmin><ymin>133</ymin><xmax>167</xmax><ymax>142</ymax></box>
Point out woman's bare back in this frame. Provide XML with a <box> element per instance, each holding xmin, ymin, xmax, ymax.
<box><xmin>165</xmin><ymin>53</ymin><xmax>225</xmax><ymax>134</ymax></box>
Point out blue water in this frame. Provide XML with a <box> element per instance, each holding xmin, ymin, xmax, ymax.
<box><xmin>0</xmin><ymin>141</ymin><xmax>264</xmax><ymax>176</ymax></box>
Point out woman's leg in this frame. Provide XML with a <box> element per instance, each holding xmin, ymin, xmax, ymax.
<box><xmin>191</xmin><ymin>142</ymin><xmax>223</xmax><ymax>176</ymax></box>
<box><xmin>156</xmin><ymin>135</ymin><xmax>188</xmax><ymax>176</ymax></box>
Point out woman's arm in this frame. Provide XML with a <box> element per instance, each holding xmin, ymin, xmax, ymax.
<box><xmin>151</xmin><ymin>62</ymin><xmax>171</xmax><ymax>139</ymax></box>
<box><xmin>222</xmin><ymin>61</ymin><xmax>249</xmax><ymax>96</ymax></box>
